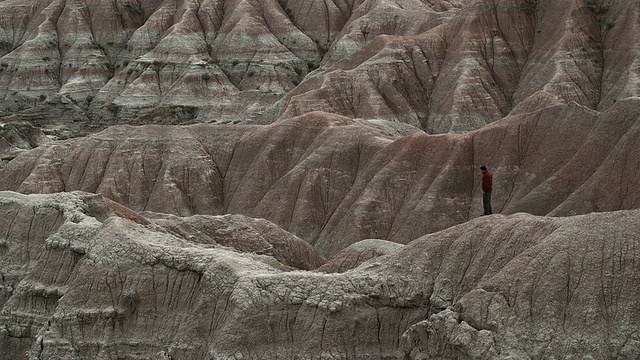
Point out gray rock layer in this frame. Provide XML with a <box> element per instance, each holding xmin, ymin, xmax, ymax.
<box><xmin>318</xmin><ymin>239</ymin><xmax>403</xmax><ymax>273</ymax></box>
<box><xmin>1</xmin><ymin>191</ymin><xmax>640</xmax><ymax>359</ymax></box>
<box><xmin>147</xmin><ymin>213</ymin><xmax>326</xmax><ymax>270</ymax></box>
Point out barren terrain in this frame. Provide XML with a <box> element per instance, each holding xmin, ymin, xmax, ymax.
<box><xmin>2</xmin><ymin>0</ymin><xmax>640</xmax><ymax>359</ymax></box>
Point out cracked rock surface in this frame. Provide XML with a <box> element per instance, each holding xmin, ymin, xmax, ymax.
<box><xmin>1</xmin><ymin>191</ymin><xmax>639</xmax><ymax>359</ymax></box>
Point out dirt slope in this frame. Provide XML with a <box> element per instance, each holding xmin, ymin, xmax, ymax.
<box><xmin>1</xmin><ymin>191</ymin><xmax>639</xmax><ymax>359</ymax></box>
<box><xmin>3</xmin><ymin>99</ymin><xmax>639</xmax><ymax>257</ymax></box>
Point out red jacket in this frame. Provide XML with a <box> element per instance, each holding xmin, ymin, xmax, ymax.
<box><xmin>482</xmin><ymin>171</ymin><xmax>493</xmax><ymax>192</ymax></box>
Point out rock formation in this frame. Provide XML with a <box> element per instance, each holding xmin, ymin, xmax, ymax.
<box><xmin>0</xmin><ymin>122</ymin><xmax>51</xmax><ymax>167</ymax></box>
<box><xmin>146</xmin><ymin>213</ymin><xmax>326</xmax><ymax>270</ymax></box>
<box><xmin>1</xmin><ymin>0</ymin><xmax>637</xmax><ymax>135</ymax></box>
<box><xmin>279</xmin><ymin>0</ymin><xmax>640</xmax><ymax>133</ymax></box>
<box><xmin>3</xmin><ymin>100</ymin><xmax>640</xmax><ymax>257</ymax></box>
<box><xmin>0</xmin><ymin>0</ymin><xmax>465</xmax><ymax>134</ymax></box>
<box><xmin>1</xmin><ymin>191</ymin><xmax>640</xmax><ymax>359</ymax></box>
<box><xmin>2</xmin><ymin>0</ymin><xmax>640</xmax><ymax>358</ymax></box>
<box><xmin>318</xmin><ymin>238</ymin><xmax>403</xmax><ymax>273</ymax></box>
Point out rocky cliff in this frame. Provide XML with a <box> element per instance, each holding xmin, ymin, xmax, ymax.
<box><xmin>1</xmin><ymin>0</ymin><xmax>638</xmax><ymax>136</ymax></box>
<box><xmin>3</xmin><ymin>0</ymin><xmax>640</xmax><ymax>359</ymax></box>
<box><xmin>1</xmin><ymin>191</ymin><xmax>639</xmax><ymax>359</ymax></box>
<box><xmin>3</xmin><ymin>100</ymin><xmax>640</xmax><ymax>257</ymax></box>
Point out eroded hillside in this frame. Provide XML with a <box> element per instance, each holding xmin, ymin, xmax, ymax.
<box><xmin>1</xmin><ymin>192</ymin><xmax>639</xmax><ymax>359</ymax></box>
<box><xmin>3</xmin><ymin>1</ymin><xmax>640</xmax><ymax>359</ymax></box>
<box><xmin>0</xmin><ymin>0</ymin><xmax>464</xmax><ymax>134</ymax></box>
<box><xmin>1</xmin><ymin>0</ymin><xmax>638</xmax><ymax>137</ymax></box>
<box><xmin>3</xmin><ymin>100</ymin><xmax>640</xmax><ymax>257</ymax></box>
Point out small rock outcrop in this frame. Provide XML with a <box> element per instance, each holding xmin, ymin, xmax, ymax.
<box><xmin>318</xmin><ymin>239</ymin><xmax>403</xmax><ymax>273</ymax></box>
<box><xmin>0</xmin><ymin>122</ymin><xmax>52</xmax><ymax>167</ymax></box>
<box><xmin>147</xmin><ymin>213</ymin><xmax>326</xmax><ymax>270</ymax></box>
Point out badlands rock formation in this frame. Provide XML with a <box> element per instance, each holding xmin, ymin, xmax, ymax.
<box><xmin>2</xmin><ymin>0</ymin><xmax>640</xmax><ymax>359</ymax></box>
<box><xmin>0</xmin><ymin>0</ymin><xmax>465</xmax><ymax>133</ymax></box>
<box><xmin>0</xmin><ymin>122</ymin><xmax>51</xmax><ymax>166</ymax></box>
<box><xmin>3</xmin><ymin>101</ymin><xmax>640</xmax><ymax>257</ymax></box>
<box><xmin>146</xmin><ymin>213</ymin><xmax>326</xmax><ymax>270</ymax></box>
<box><xmin>0</xmin><ymin>191</ymin><xmax>324</xmax><ymax>359</ymax></box>
<box><xmin>279</xmin><ymin>0</ymin><xmax>640</xmax><ymax>132</ymax></box>
<box><xmin>1</xmin><ymin>0</ymin><xmax>638</xmax><ymax>135</ymax></box>
<box><xmin>1</xmin><ymin>191</ymin><xmax>639</xmax><ymax>359</ymax></box>
<box><xmin>318</xmin><ymin>238</ymin><xmax>403</xmax><ymax>273</ymax></box>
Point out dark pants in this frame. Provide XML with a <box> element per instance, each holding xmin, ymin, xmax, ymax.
<box><xmin>483</xmin><ymin>191</ymin><xmax>492</xmax><ymax>215</ymax></box>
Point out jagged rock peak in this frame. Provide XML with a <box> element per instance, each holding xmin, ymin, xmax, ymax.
<box><xmin>318</xmin><ymin>238</ymin><xmax>404</xmax><ymax>273</ymax></box>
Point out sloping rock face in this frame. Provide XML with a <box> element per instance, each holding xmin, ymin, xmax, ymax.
<box><xmin>0</xmin><ymin>0</ymin><xmax>464</xmax><ymax>133</ymax></box>
<box><xmin>0</xmin><ymin>122</ymin><xmax>52</xmax><ymax>166</ymax></box>
<box><xmin>399</xmin><ymin>210</ymin><xmax>640</xmax><ymax>359</ymax></box>
<box><xmin>318</xmin><ymin>238</ymin><xmax>403</xmax><ymax>273</ymax></box>
<box><xmin>2</xmin><ymin>191</ymin><xmax>640</xmax><ymax>359</ymax></box>
<box><xmin>280</xmin><ymin>0</ymin><xmax>640</xmax><ymax>133</ymax></box>
<box><xmin>3</xmin><ymin>102</ymin><xmax>640</xmax><ymax>257</ymax></box>
<box><xmin>146</xmin><ymin>213</ymin><xmax>326</xmax><ymax>270</ymax></box>
<box><xmin>2</xmin><ymin>0</ymin><xmax>639</xmax><ymax>135</ymax></box>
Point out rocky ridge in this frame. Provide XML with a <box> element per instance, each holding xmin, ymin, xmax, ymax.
<box><xmin>1</xmin><ymin>0</ymin><xmax>638</xmax><ymax>136</ymax></box>
<box><xmin>1</xmin><ymin>191</ymin><xmax>639</xmax><ymax>359</ymax></box>
<box><xmin>0</xmin><ymin>0</ymin><xmax>465</xmax><ymax>135</ymax></box>
<box><xmin>3</xmin><ymin>99</ymin><xmax>640</xmax><ymax>257</ymax></box>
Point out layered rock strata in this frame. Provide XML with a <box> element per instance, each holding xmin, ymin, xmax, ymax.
<box><xmin>279</xmin><ymin>0</ymin><xmax>640</xmax><ymax>132</ymax></box>
<box><xmin>1</xmin><ymin>191</ymin><xmax>639</xmax><ymax>359</ymax></box>
<box><xmin>0</xmin><ymin>0</ymin><xmax>463</xmax><ymax>132</ymax></box>
<box><xmin>2</xmin><ymin>0</ymin><xmax>639</xmax><ymax>134</ymax></box>
<box><xmin>3</xmin><ymin>101</ymin><xmax>640</xmax><ymax>257</ymax></box>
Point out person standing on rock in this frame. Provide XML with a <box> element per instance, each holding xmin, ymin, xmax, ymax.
<box><xmin>480</xmin><ymin>166</ymin><xmax>493</xmax><ymax>215</ymax></box>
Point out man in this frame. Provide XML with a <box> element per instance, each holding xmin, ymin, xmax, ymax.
<box><xmin>480</xmin><ymin>165</ymin><xmax>492</xmax><ymax>215</ymax></box>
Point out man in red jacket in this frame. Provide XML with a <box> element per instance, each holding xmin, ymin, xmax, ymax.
<box><xmin>480</xmin><ymin>166</ymin><xmax>492</xmax><ymax>215</ymax></box>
